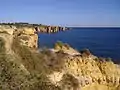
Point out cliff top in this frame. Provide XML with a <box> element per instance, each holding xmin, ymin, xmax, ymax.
<box><xmin>0</xmin><ymin>26</ymin><xmax>120</xmax><ymax>90</ymax></box>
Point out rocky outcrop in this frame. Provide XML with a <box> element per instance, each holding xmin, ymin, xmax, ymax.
<box><xmin>35</xmin><ymin>25</ymin><xmax>68</xmax><ymax>33</ymax></box>
<box><xmin>0</xmin><ymin>25</ymin><xmax>15</xmax><ymax>35</ymax></box>
<box><xmin>0</xmin><ymin>23</ymin><xmax>69</xmax><ymax>48</ymax></box>
<box><xmin>0</xmin><ymin>25</ymin><xmax>38</xmax><ymax>48</ymax></box>
<box><xmin>0</xmin><ymin>23</ymin><xmax>69</xmax><ymax>34</ymax></box>
<box><xmin>0</xmin><ymin>23</ymin><xmax>120</xmax><ymax>90</ymax></box>
<box><xmin>47</xmin><ymin>42</ymin><xmax>120</xmax><ymax>90</ymax></box>
<box><xmin>53</xmin><ymin>41</ymin><xmax>80</xmax><ymax>55</ymax></box>
<box><xmin>18</xmin><ymin>34</ymin><xmax>38</xmax><ymax>48</ymax></box>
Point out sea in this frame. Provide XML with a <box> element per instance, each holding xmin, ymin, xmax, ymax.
<box><xmin>38</xmin><ymin>27</ymin><xmax>120</xmax><ymax>63</ymax></box>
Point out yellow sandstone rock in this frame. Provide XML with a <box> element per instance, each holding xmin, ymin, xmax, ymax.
<box><xmin>0</xmin><ymin>25</ymin><xmax>15</xmax><ymax>35</ymax></box>
<box><xmin>22</xmin><ymin>27</ymin><xmax>35</xmax><ymax>35</ymax></box>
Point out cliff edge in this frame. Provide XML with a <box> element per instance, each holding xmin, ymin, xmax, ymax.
<box><xmin>0</xmin><ymin>25</ymin><xmax>120</xmax><ymax>90</ymax></box>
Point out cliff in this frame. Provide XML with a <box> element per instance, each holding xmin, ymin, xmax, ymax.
<box><xmin>0</xmin><ymin>25</ymin><xmax>38</xmax><ymax>48</ymax></box>
<box><xmin>0</xmin><ymin>23</ymin><xmax>69</xmax><ymax>34</ymax></box>
<box><xmin>0</xmin><ymin>24</ymin><xmax>120</xmax><ymax>90</ymax></box>
<box><xmin>48</xmin><ymin>42</ymin><xmax>120</xmax><ymax>90</ymax></box>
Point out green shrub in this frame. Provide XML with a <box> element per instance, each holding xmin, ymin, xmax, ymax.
<box><xmin>54</xmin><ymin>41</ymin><xmax>64</xmax><ymax>49</ymax></box>
<box><xmin>106</xmin><ymin>57</ymin><xmax>112</xmax><ymax>62</ymax></box>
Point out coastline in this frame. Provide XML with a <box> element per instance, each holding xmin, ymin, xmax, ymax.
<box><xmin>0</xmin><ymin>23</ymin><xmax>120</xmax><ymax>90</ymax></box>
<box><xmin>0</xmin><ymin>22</ymin><xmax>69</xmax><ymax>34</ymax></box>
<box><xmin>38</xmin><ymin>27</ymin><xmax>120</xmax><ymax>63</ymax></box>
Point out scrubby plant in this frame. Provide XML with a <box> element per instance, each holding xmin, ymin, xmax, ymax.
<box><xmin>54</xmin><ymin>41</ymin><xmax>64</xmax><ymax>49</ymax></box>
<box><xmin>0</xmin><ymin>37</ymin><xmax>5</xmax><ymax>53</ymax></box>
<box><xmin>30</xmin><ymin>73</ymin><xmax>61</xmax><ymax>90</ymax></box>
<box><xmin>61</xmin><ymin>74</ymin><xmax>79</xmax><ymax>90</ymax></box>
<box><xmin>19</xmin><ymin>35</ymin><xmax>29</xmax><ymax>41</ymax></box>
<box><xmin>106</xmin><ymin>57</ymin><xmax>112</xmax><ymax>62</ymax></box>
<box><xmin>81</xmin><ymin>49</ymin><xmax>91</xmax><ymax>56</ymax></box>
<box><xmin>64</xmin><ymin>43</ymin><xmax>70</xmax><ymax>49</ymax></box>
<box><xmin>12</xmin><ymin>37</ymin><xmax>46</xmax><ymax>73</ymax></box>
<box><xmin>0</xmin><ymin>37</ymin><xmax>32</xmax><ymax>90</ymax></box>
<box><xmin>12</xmin><ymin>36</ymin><xmax>66</xmax><ymax>73</ymax></box>
<box><xmin>10</xmin><ymin>37</ymin><xmax>66</xmax><ymax>89</ymax></box>
<box><xmin>0</xmin><ymin>35</ymin><xmax>68</xmax><ymax>90</ymax></box>
<box><xmin>98</xmin><ymin>57</ymin><xmax>106</xmax><ymax>62</ymax></box>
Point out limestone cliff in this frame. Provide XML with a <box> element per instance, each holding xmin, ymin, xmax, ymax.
<box><xmin>0</xmin><ymin>24</ymin><xmax>120</xmax><ymax>90</ymax></box>
<box><xmin>48</xmin><ymin>42</ymin><xmax>120</xmax><ymax>90</ymax></box>
<box><xmin>0</xmin><ymin>25</ymin><xmax>38</xmax><ymax>48</ymax></box>
<box><xmin>0</xmin><ymin>25</ymin><xmax>14</xmax><ymax>35</ymax></box>
<box><xmin>0</xmin><ymin>23</ymin><xmax>69</xmax><ymax>34</ymax></box>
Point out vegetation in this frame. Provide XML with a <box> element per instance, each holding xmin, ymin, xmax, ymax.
<box><xmin>81</xmin><ymin>49</ymin><xmax>92</xmax><ymax>57</ymax></box>
<box><xmin>0</xmin><ymin>37</ymin><xmax>5</xmax><ymax>53</ymax></box>
<box><xmin>0</xmin><ymin>36</ymin><xmax>66</xmax><ymax>90</ymax></box>
<box><xmin>61</xmin><ymin>74</ymin><xmax>79</xmax><ymax>90</ymax></box>
<box><xmin>54</xmin><ymin>41</ymin><xmax>65</xmax><ymax>50</ymax></box>
<box><xmin>0</xmin><ymin>22</ymin><xmax>48</xmax><ymax>28</ymax></box>
<box><xmin>0</xmin><ymin>30</ymin><xmax>118</xmax><ymax>90</ymax></box>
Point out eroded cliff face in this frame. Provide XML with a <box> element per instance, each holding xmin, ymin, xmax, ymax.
<box><xmin>48</xmin><ymin>42</ymin><xmax>120</xmax><ymax>90</ymax></box>
<box><xmin>0</xmin><ymin>25</ymin><xmax>38</xmax><ymax>48</ymax></box>
<box><xmin>0</xmin><ymin>23</ymin><xmax>69</xmax><ymax>34</ymax></box>
<box><xmin>0</xmin><ymin>25</ymin><xmax>120</xmax><ymax>90</ymax></box>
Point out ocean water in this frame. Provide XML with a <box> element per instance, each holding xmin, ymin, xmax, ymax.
<box><xmin>38</xmin><ymin>28</ymin><xmax>120</xmax><ymax>63</ymax></box>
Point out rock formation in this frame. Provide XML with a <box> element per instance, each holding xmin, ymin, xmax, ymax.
<box><xmin>0</xmin><ymin>23</ymin><xmax>69</xmax><ymax>34</ymax></box>
<box><xmin>48</xmin><ymin>42</ymin><xmax>120</xmax><ymax>90</ymax></box>
<box><xmin>0</xmin><ymin>25</ymin><xmax>14</xmax><ymax>35</ymax></box>
<box><xmin>0</xmin><ymin>25</ymin><xmax>38</xmax><ymax>48</ymax></box>
<box><xmin>0</xmin><ymin>24</ymin><xmax>120</xmax><ymax>90</ymax></box>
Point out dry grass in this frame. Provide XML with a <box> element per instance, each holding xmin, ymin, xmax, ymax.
<box><xmin>0</xmin><ymin>37</ymin><xmax>5</xmax><ymax>53</ymax></box>
<box><xmin>0</xmin><ymin>36</ymin><xmax>63</xmax><ymax>90</ymax></box>
<box><xmin>0</xmin><ymin>35</ymin><xmax>68</xmax><ymax>90</ymax></box>
<box><xmin>12</xmin><ymin>37</ymin><xmax>66</xmax><ymax>73</ymax></box>
<box><xmin>61</xmin><ymin>74</ymin><xmax>79</xmax><ymax>90</ymax></box>
<box><xmin>12</xmin><ymin>37</ymin><xmax>46</xmax><ymax>74</ymax></box>
<box><xmin>0</xmin><ymin>37</ymin><xmax>31</xmax><ymax>90</ymax></box>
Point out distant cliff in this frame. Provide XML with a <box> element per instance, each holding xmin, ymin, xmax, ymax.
<box><xmin>0</xmin><ymin>22</ymin><xmax>69</xmax><ymax>34</ymax></box>
<box><xmin>0</xmin><ymin>24</ymin><xmax>120</xmax><ymax>90</ymax></box>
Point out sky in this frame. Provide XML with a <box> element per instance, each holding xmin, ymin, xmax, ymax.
<box><xmin>0</xmin><ymin>0</ymin><xmax>120</xmax><ymax>27</ymax></box>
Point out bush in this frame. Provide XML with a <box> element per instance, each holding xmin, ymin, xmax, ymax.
<box><xmin>0</xmin><ymin>37</ymin><xmax>5</xmax><ymax>53</ymax></box>
<box><xmin>61</xmin><ymin>74</ymin><xmax>79</xmax><ymax>90</ymax></box>
<box><xmin>12</xmin><ymin>37</ymin><xmax>45</xmax><ymax>73</ymax></box>
<box><xmin>106</xmin><ymin>57</ymin><xmax>112</xmax><ymax>62</ymax></box>
<box><xmin>55</xmin><ymin>41</ymin><xmax>64</xmax><ymax>49</ymax></box>
<box><xmin>81</xmin><ymin>49</ymin><xmax>91</xmax><ymax>57</ymax></box>
<box><xmin>11</xmin><ymin>37</ymin><xmax>65</xmax><ymax>74</ymax></box>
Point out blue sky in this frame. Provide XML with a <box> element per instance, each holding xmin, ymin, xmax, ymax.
<box><xmin>0</xmin><ymin>0</ymin><xmax>120</xmax><ymax>26</ymax></box>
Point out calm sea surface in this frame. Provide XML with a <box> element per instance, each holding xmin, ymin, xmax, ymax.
<box><xmin>38</xmin><ymin>28</ymin><xmax>120</xmax><ymax>63</ymax></box>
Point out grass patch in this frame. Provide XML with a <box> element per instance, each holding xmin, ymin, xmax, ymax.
<box><xmin>12</xmin><ymin>37</ymin><xmax>45</xmax><ymax>74</ymax></box>
<box><xmin>0</xmin><ymin>37</ymin><xmax>6</xmax><ymax>53</ymax></box>
<box><xmin>54</xmin><ymin>41</ymin><xmax>63</xmax><ymax>49</ymax></box>
<box><xmin>12</xmin><ymin>37</ymin><xmax>65</xmax><ymax>74</ymax></box>
<box><xmin>0</xmin><ymin>36</ymin><xmax>62</xmax><ymax>90</ymax></box>
<box><xmin>61</xmin><ymin>74</ymin><xmax>79</xmax><ymax>90</ymax></box>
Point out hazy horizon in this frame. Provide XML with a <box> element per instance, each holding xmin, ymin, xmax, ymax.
<box><xmin>0</xmin><ymin>0</ymin><xmax>120</xmax><ymax>27</ymax></box>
